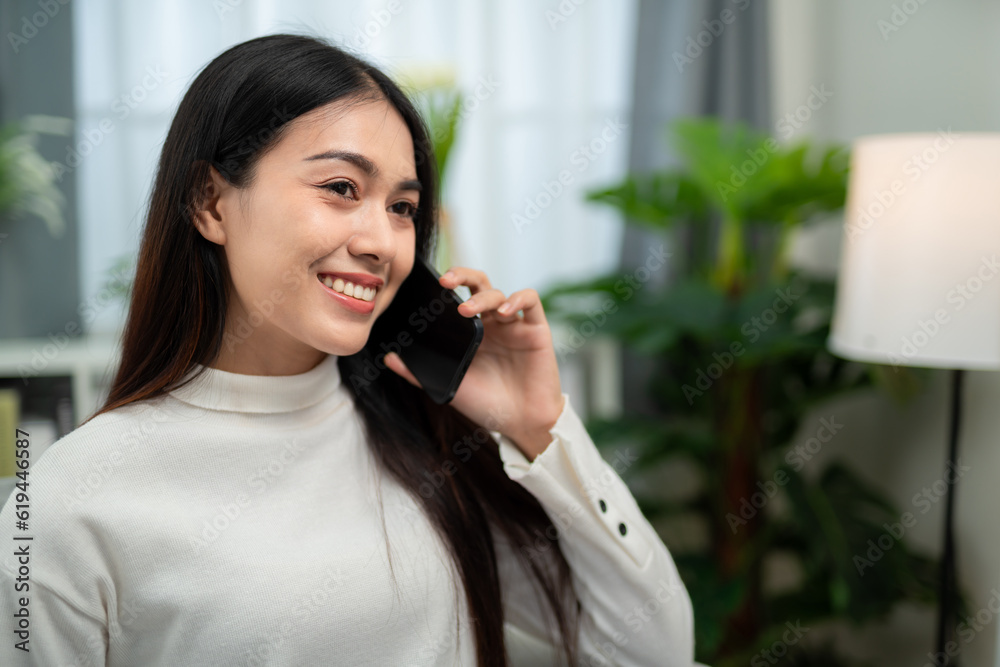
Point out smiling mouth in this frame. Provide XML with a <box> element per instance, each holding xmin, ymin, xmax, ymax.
<box><xmin>317</xmin><ymin>275</ymin><xmax>378</xmax><ymax>302</ymax></box>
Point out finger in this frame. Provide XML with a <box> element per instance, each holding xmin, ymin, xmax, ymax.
<box><xmin>384</xmin><ymin>352</ymin><xmax>422</xmax><ymax>388</ymax></box>
<box><xmin>490</xmin><ymin>291</ymin><xmax>527</xmax><ymax>323</ymax></box>
<box><xmin>498</xmin><ymin>289</ymin><xmax>546</xmax><ymax>325</ymax></box>
<box><xmin>457</xmin><ymin>288</ymin><xmax>509</xmax><ymax>318</ymax></box>
<box><xmin>492</xmin><ymin>299</ymin><xmax>524</xmax><ymax>322</ymax></box>
<box><xmin>439</xmin><ymin>266</ymin><xmax>492</xmax><ymax>296</ymax></box>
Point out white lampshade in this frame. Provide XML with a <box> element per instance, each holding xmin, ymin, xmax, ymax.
<box><xmin>828</xmin><ymin>131</ymin><xmax>1000</xmax><ymax>370</ymax></box>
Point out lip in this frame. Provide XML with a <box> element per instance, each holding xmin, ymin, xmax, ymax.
<box><xmin>317</xmin><ymin>276</ymin><xmax>376</xmax><ymax>314</ymax></box>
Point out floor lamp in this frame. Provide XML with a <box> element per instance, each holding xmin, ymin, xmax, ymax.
<box><xmin>828</xmin><ymin>131</ymin><xmax>1000</xmax><ymax>666</ymax></box>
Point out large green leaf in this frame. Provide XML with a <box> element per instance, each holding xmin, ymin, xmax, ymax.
<box><xmin>742</xmin><ymin>143</ymin><xmax>850</xmax><ymax>223</ymax></box>
<box><xmin>669</xmin><ymin>116</ymin><xmax>769</xmax><ymax>218</ymax></box>
<box><xmin>585</xmin><ymin>171</ymin><xmax>711</xmax><ymax>228</ymax></box>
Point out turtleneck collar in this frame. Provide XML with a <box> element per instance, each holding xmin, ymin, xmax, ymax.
<box><xmin>167</xmin><ymin>354</ymin><xmax>344</xmax><ymax>413</ymax></box>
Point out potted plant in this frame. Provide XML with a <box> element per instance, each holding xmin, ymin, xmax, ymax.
<box><xmin>540</xmin><ymin>116</ymin><xmax>951</xmax><ymax>665</ymax></box>
<box><xmin>0</xmin><ymin>119</ymin><xmax>67</xmax><ymax>240</ymax></box>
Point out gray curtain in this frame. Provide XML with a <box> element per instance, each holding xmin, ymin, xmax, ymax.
<box><xmin>620</xmin><ymin>0</ymin><xmax>772</xmax><ymax>415</ymax></box>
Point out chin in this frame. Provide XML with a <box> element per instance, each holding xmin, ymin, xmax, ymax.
<box><xmin>317</xmin><ymin>336</ymin><xmax>369</xmax><ymax>358</ymax></box>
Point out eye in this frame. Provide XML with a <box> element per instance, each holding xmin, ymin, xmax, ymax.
<box><xmin>321</xmin><ymin>180</ymin><xmax>358</xmax><ymax>200</ymax></box>
<box><xmin>390</xmin><ymin>201</ymin><xmax>418</xmax><ymax>220</ymax></box>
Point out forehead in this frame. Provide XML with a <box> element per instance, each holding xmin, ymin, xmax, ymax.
<box><xmin>270</xmin><ymin>97</ymin><xmax>416</xmax><ymax>170</ymax></box>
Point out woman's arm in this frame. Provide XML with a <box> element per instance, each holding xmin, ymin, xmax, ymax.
<box><xmin>0</xmin><ymin>433</ymin><xmax>114</xmax><ymax>667</ymax></box>
<box><xmin>0</xmin><ymin>566</ymin><xmax>108</xmax><ymax>667</ymax></box>
<box><xmin>489</xmin><ymin>391</ymin><xmax>696</xmax><ymax>667</ymax></box>
<box><xmin>384</xmin><ymin>266</ymin><xmax>700</xmax><ymax>663</ymax></box>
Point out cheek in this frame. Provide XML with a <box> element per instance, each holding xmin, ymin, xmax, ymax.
<box><xmin>252</xmin><ymin>201</ymin><xmax>331</xmax><ymax>269</ymax></box>
<box><xmin>397</xmin><ymin>225</ymin><xmax>417</xmax><ymax>268</ymax></box>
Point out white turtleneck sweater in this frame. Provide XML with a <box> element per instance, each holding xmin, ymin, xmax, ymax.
<box><xmin>0</xmin><ymin>354</ymin><xmax>697</xmax><ymax>666</ymax></box>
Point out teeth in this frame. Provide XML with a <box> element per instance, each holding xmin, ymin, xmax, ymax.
<box><xmin>319</xmin><ymin>275</ymin><xmax>376</xmax><ymax>302</ymax></box>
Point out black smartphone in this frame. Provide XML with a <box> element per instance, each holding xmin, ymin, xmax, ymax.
<box><xmin>364</xmin><ymin>255</ymin><xmax>484</xmax><ymax>404</ymax></box>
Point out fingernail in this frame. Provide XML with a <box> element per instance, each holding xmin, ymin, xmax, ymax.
<box><xmin>498</xmin><ymin>302</ymin><xmax>512</xmax><ymax>314</ymax></box>
<box><xmin>442</xmin><ymin>271</ymin><xmax>454</xmax><ymax>280</ymax></box>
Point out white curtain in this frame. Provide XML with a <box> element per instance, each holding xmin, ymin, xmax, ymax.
<box><xmin>73</xmin><ymin>0</ymin><xmax>638</xmax><ymax>337</ymax></box>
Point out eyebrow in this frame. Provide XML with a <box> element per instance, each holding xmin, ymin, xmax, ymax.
<box><xmin>304</xmin><ymin>149</ymin><xmax>422</xmax><ymax>192</ymax></box>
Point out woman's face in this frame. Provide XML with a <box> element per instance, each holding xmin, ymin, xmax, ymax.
<box><xmin>194</xmin><ymin>96</ymin><xmax>420</xmax><ymax>375</ymax></box>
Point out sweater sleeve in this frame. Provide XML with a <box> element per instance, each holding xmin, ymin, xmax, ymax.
<box><xmin>0</xmin><ymin>444</ymin><xmax>113</xmax><ymax>667</ymax></box>
<box><xmin>0</xmin><ymin>566</ymin><xmax>108</xmax><ymax>667</ymax></box>
<box><xmin>489</xmin><ymin>392</ymin><xmax>697</xmax><ymax>667</ymax></box>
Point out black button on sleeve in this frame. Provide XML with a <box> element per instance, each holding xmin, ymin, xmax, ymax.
<box><xmin>599</xmin><ymin>499</ymin><xmax>607</xmax><ymax>513</ymax></box>
<box><xmin>618</xmin><ymin>522</ymin><xmax>627</xmax><ymax>536</ymax></box>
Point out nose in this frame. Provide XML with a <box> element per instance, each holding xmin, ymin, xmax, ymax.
<box><xmin>348</xmin><ymin>202</ymin><xmax>397</xmax><ymax>265</ymax></box>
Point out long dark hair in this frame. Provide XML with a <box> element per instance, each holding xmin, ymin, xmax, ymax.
<box><xmin>85</xmin><ymin>33</ymin><xmax>581</xmax><ymax>666</ymax></box>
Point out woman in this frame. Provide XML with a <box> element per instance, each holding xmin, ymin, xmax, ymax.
<box><xmin>0</xmin><ymin>34</ymin><xmax>695</xmax><ymax>666</ymax></box>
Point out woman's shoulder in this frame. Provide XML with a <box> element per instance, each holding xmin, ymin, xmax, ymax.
<box><xmin>0</xmin><ymin>397</ymin><xmax>184</xmax><ymax>548</ymax></box>
<box><xmin>7</xmin><ymin>395</ymin><xmax>182</xmax><ymax>502</ymax></box>
<box><xmin>33</xmin><ymin>404</ymin><xmax>147</xmax><ymax>462</ymax></box>
<box><xmin>0</xmin><ymin>403</ymin><xmax>165</xmax><ymax>614</ymax></box>
<box><xmin>37</xmin><ymin>398</ymin><xmax>166</xmax><ymax>462</ymax></box>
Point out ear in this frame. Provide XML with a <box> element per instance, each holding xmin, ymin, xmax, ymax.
<box><xmin>191</xmin><ymin>163</ymin><xmax>234</xmax><ymax>245</ymax></box>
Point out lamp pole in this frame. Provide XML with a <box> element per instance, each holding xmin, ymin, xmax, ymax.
<box><xmin>936</xmin><ymin>368</ymin><xmax>964</xmax><ymax>664</ymax></box>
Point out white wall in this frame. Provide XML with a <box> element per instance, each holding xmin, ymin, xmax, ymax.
<box><xmin>770</xmin><ymin>1</ymin><xmax>1000</xmax><ymax>665</ymax></box>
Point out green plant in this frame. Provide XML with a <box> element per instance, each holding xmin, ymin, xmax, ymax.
<box><xmin>0</xmin><ymin>119</ymin><xmax>67</xmax><ymax>238</ymax></box>
<box><xmin>540</xmin><ymin>116</ymin><xmax>954</xmax><ymax>665</ymax></box>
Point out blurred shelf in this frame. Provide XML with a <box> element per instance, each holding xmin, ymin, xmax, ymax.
<box><xmin>0</xmin><ymin>334</ymin><xmax>121</xmax><ymax>428</ymax></box>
